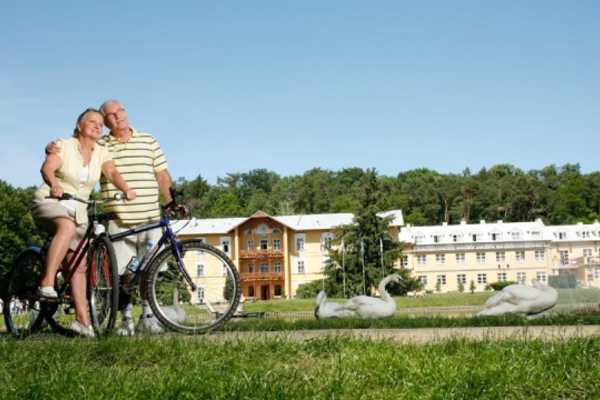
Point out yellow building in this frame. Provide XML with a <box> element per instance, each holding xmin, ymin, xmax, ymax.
<box><xmin>399</xmin><ymin>219</ymin><xmax>600</xmax><ymax>292</ymax></box>
<box><xmin>173</xmin><ymin>210</ymin><xmax>600</xmax><ymax>299</ymax></box>
<box><xmin>173</xmin><ymin>210</ymin><xmax>404</xmax><ymax>299</ymax></box>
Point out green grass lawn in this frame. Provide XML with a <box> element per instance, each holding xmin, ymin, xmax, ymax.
<box><xmin>1</xmin><ymin>335</ymin><xmax>600</xmax><ymax>399</ymax></box>
<box><xmin>244</xmin><ymin>288</ymin><xmax>600</xmax><ymax>312</ymax></box>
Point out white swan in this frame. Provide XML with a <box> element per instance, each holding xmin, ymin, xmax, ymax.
<box><xmin>477</xmin><ymin>279</ymin><xmax>558</xmax><ymax>317</ymax></box>
<box><xmin>314</xmin><ymin>291</ymin><xmax>357</xmax><ymax>319</ymax></box>
<box><xmin>342</xmin><ymin>274</ymin><xmax>401</xmax><ymax>319</ymax></box>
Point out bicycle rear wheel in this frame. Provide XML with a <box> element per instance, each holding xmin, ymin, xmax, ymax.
<box><xmin>2</xmin><ymin>249</ymin><xmax>46</xmax><ymax>338</ymax></box>
<box><xmin>87</xmin><ymin>234</ymin><xmax>119</xmax><ymax>334</ymax></box>
<box><xmin>144</xmin><ymin>240</ymin><xmax>241</xmax><ymax>334</ymax></box>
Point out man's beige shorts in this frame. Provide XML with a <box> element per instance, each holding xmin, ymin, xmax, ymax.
<box><xmin>107</xmin><ymin>220</ymin><xmax>163</xmax><ymax>275</ymax></box>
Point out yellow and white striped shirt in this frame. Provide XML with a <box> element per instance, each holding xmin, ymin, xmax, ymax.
<box><xmin>99</xmin><ymin>128</ymin><xmax>168</xmax><ymax>225</ymax></box>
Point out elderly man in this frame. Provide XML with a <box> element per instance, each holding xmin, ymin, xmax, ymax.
<box><xmin>47</xmin><ymin>99</ymin><xmax>174</xmax><ymax>335</ymax></box>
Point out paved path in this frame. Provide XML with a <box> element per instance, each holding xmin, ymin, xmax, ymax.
<box><xmin>210</xmin><ymin>325</ymin><xmax>600</xmax><ymax>343</ymax></box>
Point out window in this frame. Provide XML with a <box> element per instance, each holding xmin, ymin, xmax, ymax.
<box><xmin>535</xmin><ymin>249</ymin><xmax>545</xmax><ymax>262</ymax></box>
<box><xmin>436</xmin><ymin>254</ymin><xmax>445</xmax><ymax>264</ymax></box>
<box><xmin>536</xmin><ymin>272</ymin><xmax>546</xmax><ymax>282</ymax></box>
<box><xmin>220</xmin><ymin>238</ymin><xmax>230</xmax><ymax>254</ymax></box>
<box><xmin>584</xmin><ymin>249</ymin><xmax>593</xmax><ymax>263</ymax></box>
<box><xmin>497</xmin><ymin>272</ymin><xmax>507</xmax><ymax>282</ymax></box>
<box><xmin>247</xmin><ymin>240</ymin><xmax>254</xmax><ymax>251</ymax></box>
<box><xmin>477</xmin><ymin>273</ymin><xmax>487</xmax><ymax>284</ymax></box>
<box><xmin>496</xmin><ymin>251</ymin><xmax>505</xmax><ymax>263</ymax></box>
<box><xmin>197</xmin><ymin>287</ymin><xmax>205</xmax><ymax>304</ymax></box>
<box><xmin>417</xmin><ymin>255</ymin><xmax>427</xmax><ymax>265</ymax></box>
<box><xmin>491</xmin><ymin>232</ymin><xmax>502</xmax><ymax>241</ymax></box>
<box><xmin>321</xmin><ymin>233</ymin><xmax>334</xmax><ymax>251</ymax></box>
<box><xmin>260</xmin><ymin>239</ymin><xmax>268</xmax><ymax>250</ymax></box>
<box><xmin>472</xmin><ymin>234</ymin><xmax>478</xmax><ymax>242</ymax></box>
<box><xmin>558</xmin><ymin>232</ymin><xmax>567</xmax><ymax>240</ymax></box>
<box><xmin>259</xmin><ymin>263</ymin><xmax>269</xmax><ymax>273</ymax></box>
<box><xmin>273</xmin><ymin>239</ymin><xmax>282</xmax><ymax>251</ymax></box>
<box><xmin>274</xmin><ymin>285</ymin><xmax>282</xmax><ymax>297</ymax></box>
<box><xmin>457</xmin><ymin>274</ymin><xmax>466</xmax><ymax>284</ymax></box>
<box><xmin>476</xmin><ymin>252</ymin><xmax>486</xmax><ymax>264</ymax></box>
<box><xmin>196</xmin><ymin>264</ymin><xmax>204</xmax><ymax>277</ymax></box>
<box><xmin>274</xmin><ymin>262</ymin><xmax>282</xmax><ymax>273</ymax></box>
<box><xmin>272</xmin><ymin>228</ymin><xmax>282</xmax><ymax>235</ymax></box>
<box><xmin>595</xmin><ymin>268</ymin><xmax>600</xmax><ymax>279</ymax></box>
<box><xmin>400</xmin><ymin>256</ymin><xmax>408</xmax><ymax>267</ymax></box>
<box><xmin>297</xmin><ymin>260</ymin><xmax>305</xmax><ymax>274</ymax></box>
<box><xmin>247</xmin><ymin>263</ymin><xmax>254</xmax><ymax>273</ymax></box>
<box><xmin>436</xmin><ymin>274</ymin><xmax>446</xmax><ymax>285</ymax></box>
<box><xmin>515</xmin><ymin>251</ymin><xmax>525</xmax><ymax>263</ymax></box>
<box><xmin>417</xmin><ymin>275</ymin><xmax>427</xmax><ymax>285</ymax></box>
<box><xmin>433</xmin><ymin>235</ymin><xmax>440</xmax><ymax>243</ymax></box>
<box><xmin>415</xmin><ymin>235</ymin><xmax>425</xmax><ymax>244</ymax></box>
<box><xmin>248</xmin><ymin>286</ymin><xmax>255</xmax><ymax>297</ymax></box>
<box><xmin>517</xmin><ymin>272</ymin><xmax>526</xmax><ymax>284</ymax></box>
<box><xmin>456</xmin><ymin>253</ymin><xmax>465</xmax><ymax>264</ymax></box>
<box><xmin>511</xmin><ymin>231</ymin><xmax>521</xmax><ymax>240</ymax></box>
<box><xmin>530</xmin><ymin>231</ymin><xmax>541</xmax><ymax>239</ymax></box>
<box><xmin>295</xmin><ymin>236</ymin><xmax>305</xmax><ymax>252</ymax></box>
<box><xmin>560</xmin><ymin>250</ymin><xmax>569</xmax><ymax>265</ymax></box>
<box><xmin>452</xmin><ymin>234</ymin><xmax>460</xmax><ymax>243</ymax></box>
<box><xmin>582</xmin><ymin>231</ymin><xmax>591</xmax><ymax>239</ymax></box>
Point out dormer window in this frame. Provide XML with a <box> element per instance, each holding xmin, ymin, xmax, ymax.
<box><xmin>433</xmin><ymin>235</ymin><xmax>440</xmax><ymax>243</ymax></box>
<box><xmin>510</xmin><ymin>231</ymin><xmax>521</xmax><ymax>240</ymax></box>
<box><xmin>558</xmin><ymin>232</ymin><xmax>567</xmax><ymax>240</ymax></box>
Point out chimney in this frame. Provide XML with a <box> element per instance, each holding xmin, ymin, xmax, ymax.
<box><xmin>442</xmin><ymin>222</ymin><xmax>448</xmax><ymax>226</ymax></box>
<box><xmin>497</xmin><ymin>220</ymin><xmax>503</xmax><ymax>224</ymax></box>
<box><xmin>480</xmin><ymin>220</ymin><xmax>486</xmax><ymax>224</ymax></box>
<box><xmin>460</xmin><ymin>219</ymin><xmax>467</xmax><ymax>225</ymax></box>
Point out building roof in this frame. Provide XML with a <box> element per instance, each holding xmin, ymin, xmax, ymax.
<box><xmin>171</xmin><ymin>209</ymin><xmax>404</xmax><ymax>235</ymax></box>
<box><xmin>399</xmin><ymin>219</ymin><xmax>549</xmax><ymax>245</ymax></box>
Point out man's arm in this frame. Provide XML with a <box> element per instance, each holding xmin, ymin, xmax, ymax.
<box><xmin>155</xmin><ymin>169</ymin><xmax>173</xmax><ymax>204</ymax></box>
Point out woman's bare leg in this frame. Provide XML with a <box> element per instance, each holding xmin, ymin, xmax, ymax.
<box><xmin>40</xmin><ymin>218</ymin><xmax>75</xmax><ymax>288</ymax></box>
<box><xmin>71</xmin><ymin>257</ymin><xmax>90</xmax><ymax>326</ymax></box>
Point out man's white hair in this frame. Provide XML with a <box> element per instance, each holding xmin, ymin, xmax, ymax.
<box><xmin>99</xmin><ymin>99</ymin><xmax>122</xmax><ymax>116</ymax></box>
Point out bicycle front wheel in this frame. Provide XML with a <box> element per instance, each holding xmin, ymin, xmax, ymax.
<box><xmin>2</xmin><ymin>249</ymin><xmax>46</xmax><ymax>338</ymax></box>
<box><xmin>87</xmin><ymin>234</ymin><xmax>119</xmax><ymax>334</ymax></box>
<box><xmin>144</xmin><ymin>240</ymin><xmax>241</xmax><ymax>334</ymax></box>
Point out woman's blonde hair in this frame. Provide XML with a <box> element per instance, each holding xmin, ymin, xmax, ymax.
<box><xmin>73</xmin><ymin>108</ymin><xmax>102</xmax><ymax>137</ymax></box>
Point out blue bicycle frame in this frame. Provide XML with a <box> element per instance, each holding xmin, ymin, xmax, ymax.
<box><xmin>108</xmin><ymin>216</ymin><xmax>197</xmax><ymax>292</ymax></box>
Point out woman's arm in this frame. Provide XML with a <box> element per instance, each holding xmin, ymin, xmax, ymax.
<box><xmin>101</xmin><ymin>160</ymin><xmax>136</xmax><ymax>200</ymax></box>
<box><xmin>41</xmin><ymin>154</ymin><xmax>64</xmax><ymax>198</ymax></box>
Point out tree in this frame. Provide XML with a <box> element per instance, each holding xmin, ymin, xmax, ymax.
<box><xmin>0</xmin><ymin>181</ymin><xmax>46</xmax><ymax>280</ymax></box>
<box><xmin>322</xmin><ymin>170</ymin><xmax>419</xmax><ymax>297</ymax></box>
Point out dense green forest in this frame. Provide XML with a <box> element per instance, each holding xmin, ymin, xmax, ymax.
<box><xmin>1</xmin><ymin>163</ymin><xmax>598</xmax><ymax>276</ymax></box>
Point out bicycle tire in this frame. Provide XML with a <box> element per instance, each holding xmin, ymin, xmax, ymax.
<box><xmin>143</xmin><ymin>240</ymin><xmax>241</xmax><ymax>334</ymax></box>
<box><xmin>87</xmin><ymin>234</ymin><xmax>119</xmax><ymax>335</ymax></box>
<box><xmin>2</xmin><ymin>249</ymin><xmax>46</xmax><ymax>338</ymax></box>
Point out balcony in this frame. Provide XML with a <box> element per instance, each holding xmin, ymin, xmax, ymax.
<box><xmin>240</xmin><ymin>271</ymin><xmax>284</xmax><ymax>281</ymax></box>
<box><xmin>571</xmin><ymin>256</ymin><xmax>600</xmax><ymax>267</ymax></box>
<box><xmin>239</xmin><ymin>249</ymin><xmax>284</xmax><ymax>260</ymax></box>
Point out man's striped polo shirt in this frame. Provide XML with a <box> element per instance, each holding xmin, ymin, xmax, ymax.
<box><xmin>99</xmin><ymin>128</ymin><xmax>168</xmax><ymax>225</ymax></box>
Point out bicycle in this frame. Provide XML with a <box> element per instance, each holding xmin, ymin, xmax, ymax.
<box><xmin>2</xmin><ymin>193</ymin><xmax>120</xmax><ymax>338</ymax></box>
<box><xmin>112</xmin><ymin>191</ymin><xmax>241</xmax><ymax>334</ymax></box>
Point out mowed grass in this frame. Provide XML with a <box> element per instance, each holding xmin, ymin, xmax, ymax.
<box><xmin>1</xmin><ymin>335</ymin><xmax>600</xmax><ymax>399</ymax></box>
<box><xmin>244</xmin><ymin>288</ymin><xmax>600</xmax><ymax>312</ymax></box>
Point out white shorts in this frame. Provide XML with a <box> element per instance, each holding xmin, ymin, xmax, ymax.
<box><xmin>107</xmin><ymin>220</ymin><xmax>163</xmax><ymax>275</ymax></box>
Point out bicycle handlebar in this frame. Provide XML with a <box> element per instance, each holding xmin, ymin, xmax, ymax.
<box><xmin>46</xmin><ymin>192</ymin><xmax>125</xmax><ymax>204</ymax></box>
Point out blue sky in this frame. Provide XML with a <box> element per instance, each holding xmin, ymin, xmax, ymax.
<box><xmin>1</xmin><ymin>1</ymin><xmax>599</xmax><ymax>187</ymax></box>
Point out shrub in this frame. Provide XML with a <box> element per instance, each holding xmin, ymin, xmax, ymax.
<box><xmin>295</xmin><ymin>281</ymin><xmax>323</xmax><ymax>299</ymax></box>
<box><xmin>458</xmin><ymin>281</ymin><xmax>465</xmax><ymax>293</ymax></box>
<box><xmin>469</xmin><ymin>280</ymin><xmax>476</xmax><ymax>294</ymax></box>
<box><xmin>486</xmin><ymin>281</ymin><xmax>517</xmax><ymax>291</ymax></box>
<box><xmin>548</xmin><ymin>274</ymin><xmax>578</xmax><ymax>289</ymax></box>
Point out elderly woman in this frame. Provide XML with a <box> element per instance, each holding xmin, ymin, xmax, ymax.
<box><xmin>32</xmin><ymin>108</ymin><xmax>135</xmax><ymax>337</ymax></box>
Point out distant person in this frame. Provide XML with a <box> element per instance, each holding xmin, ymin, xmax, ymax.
<box><xmin>34</xmin><ymin>108</ymin><xmax>135</xmax><ymax>337</ymax></box>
